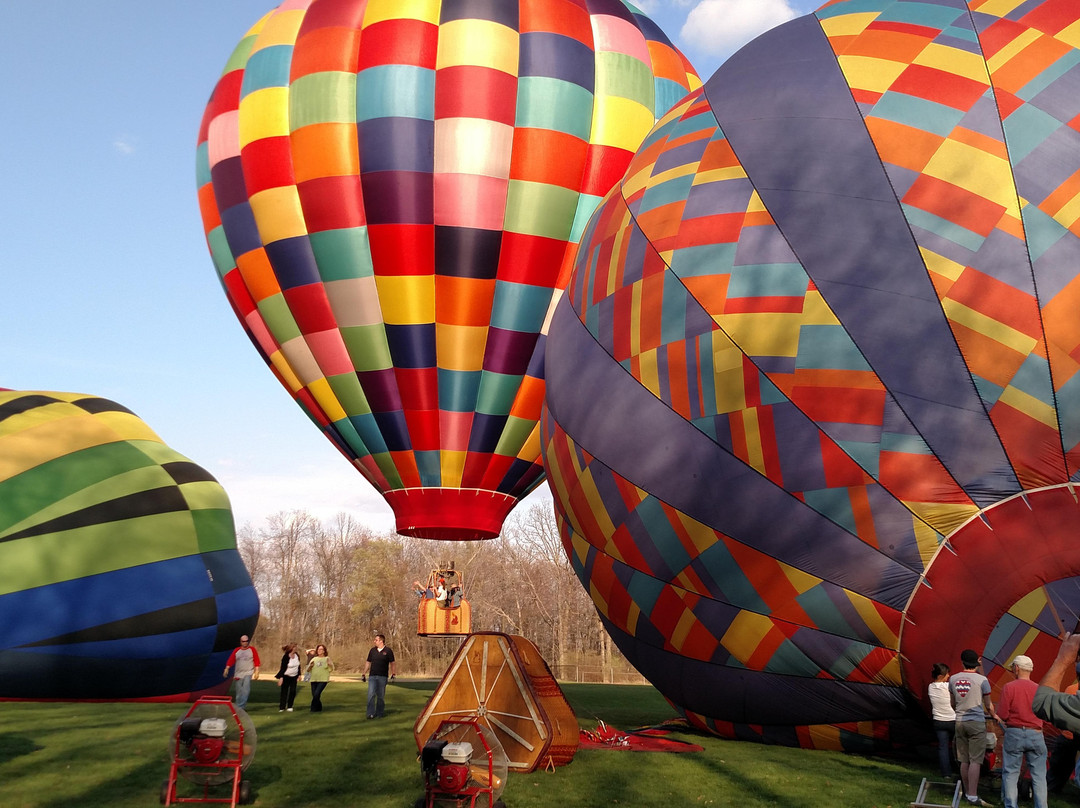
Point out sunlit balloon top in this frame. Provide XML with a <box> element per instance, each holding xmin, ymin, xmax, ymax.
<box><xmin>196</xmin><ymin>0</ymin><xmax>699</xmax><ymax>540</ymax></box>
<box><xmin>0</xmin><ymin>391</ymin><xmax>258</xmax><ymax>700</ymax></box>
<box><xmin>543</xmin><ymin>0</ymin><xmax>1080</xmax><ymax>749</ymax></box>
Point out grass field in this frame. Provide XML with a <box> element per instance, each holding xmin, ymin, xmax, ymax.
<box><xmin>2</xmin><ymin>677</ymin><xmax>1077</xmax><ymax>808</ymax></box>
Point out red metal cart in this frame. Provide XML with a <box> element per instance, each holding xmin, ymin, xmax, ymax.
<box><xmin>160</xmin><ymin>695</ymin><xmax>256</xmax><ymax>806</ymax></box>
<box><xmin>417</xmin><ymin>715</ymin><xmax>508</xmax><ymax>808</ymax></box>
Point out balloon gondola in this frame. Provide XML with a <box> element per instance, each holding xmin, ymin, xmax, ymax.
<box><xmin>196</xmin><ymin>0</ymin><xmax>700</xmax><ymax>541</ymax></box>
<box><xmin>417</xmin><ymin>564</ymin><xmax>470</xmax><ymax>637</ymax></box>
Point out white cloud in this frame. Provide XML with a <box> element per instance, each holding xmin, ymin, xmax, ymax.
<box><xmin>680</xmin><ymin>0</ymin><xmax>798</xmax><ymax>58</ymax></box>
<box><xmin>113</xmin><ymin>134</ymin><xmax>137</xmax><ymax>154</ymax></box>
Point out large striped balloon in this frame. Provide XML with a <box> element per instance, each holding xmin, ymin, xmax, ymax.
<box><xmin>196</xmin><ymin>0</ymin><xmax>699</xmax><ymax>541</ymax></box>
<box><xmin>0</xmin><ymin>391</ymin><xmax>259</xmax><ymax>701</ymax></box>
<box><xmin>543</xmin><ymin>0</ymin><xmax>1080</xmax><ymax>749</ymax></box>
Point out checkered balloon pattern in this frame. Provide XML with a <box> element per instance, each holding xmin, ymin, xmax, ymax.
<box><xmin>543</xmin><ymin>0</ymin><xmax>1080</xmax><ymax>749</ymax></box>
<box><xmin>0</xmin><ymin>391</ymin><xmax>259</xmax><ymax>700</ymax></box>
<box><xmin>196</xmin><ymin>0</ymin><xmax>699</xmax><ymax>540</ymax></box>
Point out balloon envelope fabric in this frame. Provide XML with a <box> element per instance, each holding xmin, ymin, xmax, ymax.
<box><xmin>196</xmin><ymin>0</ymin><xmax>699</xmax><ymax>541</ymax></box>
<box><xmin>542</xmin><ymin>0</ymin><xmax>1080</xmax><ymax>749</ymax></box>
<box><xmin>0</xmin><ymin>391</ymin><xmax>259</xmax><ymax>701</ymax></box>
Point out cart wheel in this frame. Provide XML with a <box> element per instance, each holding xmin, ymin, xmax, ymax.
<box><xmin>238</xmin><ymin>780</ymin><xmax>253</xmax><ymax>804</ymax></box>
<box><xmin>493</xmin><ymin>801</ymin><xmax>506</xmax><ymax>808</ymax></box>
<box><xmin>413</xmin><ymin>799</ymin><xmax>426</xmax><ymax>808</ymax></box>
<box><xmin>159</xmin><ymin>780</ymin><xmax>170</xmax><ymax>804</ymax></box>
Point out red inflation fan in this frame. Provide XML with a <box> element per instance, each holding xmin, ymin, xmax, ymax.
<box><xmin>160</xmin><ymin>696</ymin><xmax>256</xmax><ymax>806</ymax></box>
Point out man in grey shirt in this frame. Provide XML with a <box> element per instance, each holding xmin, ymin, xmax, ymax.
<box><xmin>950</xmin><ymin>649</ymin><xmax>1000</xmax><ymax>807</ymax></box>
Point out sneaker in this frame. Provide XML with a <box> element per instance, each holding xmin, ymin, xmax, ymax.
<box><xmin>966</xmin><ymin>798</ymin><xmax>993</xmax><ymax>807</ymax></box>
<box><xmin>287</xmin><ymin>708</ymin><xmax>293</xmax><ymax>712</ymax></box>
<box><xmin>279</xmin><ymin>709</ymin><xmax>284</xmax><ymax>712</ymax></box>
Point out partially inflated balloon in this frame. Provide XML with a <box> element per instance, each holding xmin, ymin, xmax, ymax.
<box><xmin>196</xmin><ymin>0</ymin><xmax>699</xmax><ymax>540</ymax></box>
<box><xmin>543</xmin><ymin>0</ymin><xmax>1080</xmax><ymax>749</ymax></box>
<box><xmin>0</xmin><ymin>391</ymin><xmax>259</xmax><ymax>700</ymax></box>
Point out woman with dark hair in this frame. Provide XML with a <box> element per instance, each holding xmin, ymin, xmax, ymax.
<box><xmin>929</xmin><ymin>661</ymin><xmax>957</xmax><ymax>778</ymax></box>
<box><xmin>305</xmin><ymin>644</ymin><xmax>335</xmax><ymax>712</ymax></box>
<box><xmin>274</xmin><ymin>643</ymin><xmax>302</xmax><ymax>712</ymax></box>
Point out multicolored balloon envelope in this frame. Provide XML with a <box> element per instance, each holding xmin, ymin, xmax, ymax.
<box><xmin>0</xmin><ymin>391</ymin><xmax>259</xmax><ymax>701</ymax></box>
<box><xmin>543</xmin><ymin>0</ymin><xmax>1080</xmax><ymax>750</ymax></box>
<box><xmin>196</xmin><ymin>0</ymin><xmax>699</xmax><ymax>540</ymax></box>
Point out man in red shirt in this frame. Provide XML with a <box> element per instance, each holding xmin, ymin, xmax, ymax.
<box><xmin>998</xmin><ymin>655</ymin><xmax>1047</xmax><ymax>808</ymax></box>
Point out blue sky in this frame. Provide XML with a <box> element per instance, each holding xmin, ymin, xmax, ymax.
<box><xmin>1</xmin><ymin>0</ymin><xmax>819</xmax><ymax>531</ymax></box>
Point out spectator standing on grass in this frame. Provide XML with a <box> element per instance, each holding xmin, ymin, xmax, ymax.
<box><xmin>306</xmin><ymin>644</ymin><xmax>334</xmax><ymax>712</ymax></box>
<box><xmin>275</xmin><ymin>643</ymin><xmax>302</xmax><ymax>713</ymax></box>
<box><xmin>223</xmin><ymin>635</ymin><xmax>260</xmax><ymax>710</ymax></box>
<box><xmin>950</xmin><ymin>649</ymin><xmax>1000</xmax><ymax>807</ymax></box>
<box><xmin>362</xmin><ymin>633</ymin><xmax>396</xmax><ymax>719</ymax></box>
<box><xmin>997</xmin><ymin>654</ymin><xmax>1047</xmax><ymax>808</ymax></box>
<box><xmin>929</xmin><ymin>662</ymin><xmax>957</xmax><ymax>779</ymax></box>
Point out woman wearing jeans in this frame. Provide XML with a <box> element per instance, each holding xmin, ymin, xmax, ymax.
<box><xmin>929</xmin><ymin>662</ymin><xmax>957</xmax><ymax>778</ymax></box>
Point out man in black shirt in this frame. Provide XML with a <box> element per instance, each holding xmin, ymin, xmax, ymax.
<box><xmin>362</xmin><ymin>633</ymin><xmax>396</xmax><ymax>719</ymax></box>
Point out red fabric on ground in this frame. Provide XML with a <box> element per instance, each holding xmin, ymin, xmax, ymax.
<box><xmin>578</xmin><ymin>721</ymin><xmax>704</xmax><ymax>752</ymax></box>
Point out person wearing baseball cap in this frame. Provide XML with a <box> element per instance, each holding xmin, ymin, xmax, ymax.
<box><xmin>950</xmin><ymin>649</ymin><xmax>1000</xmax><ymax>807</ymax></box>
<box><xmin>997</xmin><ymin>654</ymin><xmax>1047</xmax><ymax>808</ymax></box>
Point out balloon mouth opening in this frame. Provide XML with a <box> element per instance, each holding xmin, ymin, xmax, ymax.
<box><xmin>900</xmin><ymin>484</ymin><xmax>1080</xmax><ymax>703</ymax></box>
<box><xmin>979</xmin><ymin>576</ymin><xmax>1080</xmax><ymax>678</ymax></box>
<box><xmin>385</xmin><ymin>488</ymin><xmax>519</xmax><ymax>541</ymax></box>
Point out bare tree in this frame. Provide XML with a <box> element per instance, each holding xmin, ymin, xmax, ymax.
<box><xmin>236</xmin><ymin>505</ymin><xmax>639</xmax><ymax>682</ymax></box>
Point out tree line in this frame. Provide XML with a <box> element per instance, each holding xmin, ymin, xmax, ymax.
<box><xmin>236</xmin><ymin>504</ymin><xmax>637</xmax><ymax>681</ymax></box>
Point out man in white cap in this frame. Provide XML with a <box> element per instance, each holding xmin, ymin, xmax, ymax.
<box><xmin>998</xmin><ymin>654</ymin><xmax>1047</xmax><ymax>808</ymax></box>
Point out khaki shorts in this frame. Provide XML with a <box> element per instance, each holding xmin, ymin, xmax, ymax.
<box><xmin>954</xmin><ymin>720</ymin><xmax>987</xmax><ymax>764</ymax></box>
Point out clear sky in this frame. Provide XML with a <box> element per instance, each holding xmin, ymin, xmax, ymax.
<box><xmin>1</xmin><ymin>0</ymin><xmax>820</xmax><ymax>532</ymax></box>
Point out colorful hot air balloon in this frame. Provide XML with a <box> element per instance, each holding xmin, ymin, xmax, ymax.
<box><xmin>0</xmin><ymin>391</ymin><xmax>259</xmax><ymax>701</ymax></box>
<box><xmin>196</xmin><ymin>0</ymin><xmax>699</xmax><ymax>541</ymax></box>
<box><xmin>542</xmin><ymin>0</ymin><xmax>1080</xmax><ymax>750</ymax></box>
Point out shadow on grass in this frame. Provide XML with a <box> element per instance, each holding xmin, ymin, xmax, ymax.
<box><xmin>34</xmin><ymin>756</ymin><xmax>170</xmax><ymax>808</ymax></box>
<box><xmin>0</xmin><ymin>734</ymin><xmax>42</xmax><ymax>764</ymax></box>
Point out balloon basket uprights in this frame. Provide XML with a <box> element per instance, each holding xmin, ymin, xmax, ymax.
<box><xmin>387</xmin><ymin>488</ymin><xmax>519</xmax><ymax>541</ymax></box>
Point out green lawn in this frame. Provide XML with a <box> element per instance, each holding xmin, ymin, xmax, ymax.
<box><xmin>1</xmin><ymin>678</ymin><xmax>1076</xmax><ymax>808</ymax></box>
